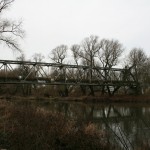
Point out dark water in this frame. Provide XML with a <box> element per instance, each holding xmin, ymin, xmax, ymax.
<box><xmin>39</xmin><ymin>101</ymin><xmax>150</xmax><ymax>150</ymax></box>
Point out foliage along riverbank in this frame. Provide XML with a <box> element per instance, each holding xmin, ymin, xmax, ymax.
<box><xmin>1</xmin><ymin>99</ymin><xmax>150</xmax><ymax>149</ymax></box>
<box><xmin>0</xmin><ymin>100</ymin><xmax>112</xmax><ymax>150</ymax></box>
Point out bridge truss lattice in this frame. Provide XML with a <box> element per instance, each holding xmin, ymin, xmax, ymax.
<box><xmin>0</xmin><ymin>60</ymin><xmax>139</xmax><ymax>95</ymax></box>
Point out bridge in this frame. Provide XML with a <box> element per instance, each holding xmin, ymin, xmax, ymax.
<box><xmin>0</xmin><ymin>59</ymin><xmax>139</xmax><ymax>95</ymax></box>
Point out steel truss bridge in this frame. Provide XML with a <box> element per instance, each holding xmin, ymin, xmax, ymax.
<box><xmin>0</xmin><ymin>60</ymin><xmax>139</xmax><ymax>95</ymax></box>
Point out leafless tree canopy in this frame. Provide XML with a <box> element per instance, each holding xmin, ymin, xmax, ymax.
<box><xmin>49</xmin><ymin>45</ymin><xmax>68</xmax><ymax>64</ymax></box>
<box><xmin>98</xmin><ymin>39</ymin><xmax>123</xmax><ymax>68</ymax></box>
<box><xmin>80</xmin><ymin>35</ymin><xmax>101</xmax><ymax>66</ymax></box>
<box><xmin>0</xmin><ymin>0</ymin><xmax>14</xmax><ymax>13</ymax></box>
<box><xmin>127</xmin><ymin>48</ymin><xmax>148</xmax><ymax>82</ymax></box>
<box><xmin>70</xmin><ymin>44</ymin><xmax>80</xmax><ymax>65</ymax></box>
<box><xmin>0</xmin><ymin>0</ymin><xmax>24</xmax><ymax>51</ymax></box>
<box><xmin>32</xmin><ymin>53</ymin><xmax>45</xmax><ymax>62</ymax></box>
<box><xmin>16</xmin><ymin>53</ymin><xmax>26</xmax><ymax>61</ymax></box>
<box><xmin>70</xmin><ymin>36</ymin><xmax>123</xmax><ymax>69</ymax></box>
<box><xmin>128</xmin><ymin>48</ymin><xmax>147</xmax><ymax>67</ymax></box>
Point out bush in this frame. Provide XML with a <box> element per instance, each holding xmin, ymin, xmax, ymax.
<box><xmin>0</xmin><ymin>101</ymin><xmax>110</xmax><ymax>150</ymax></box>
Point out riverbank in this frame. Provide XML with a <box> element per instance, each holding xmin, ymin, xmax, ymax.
<box><xmin>0</xmin><ymin>100</ymin><xmax>111</xmax><ymax>150</ymax></box>
<box><xmin>0</xmin><ymin>94</ymin><xmax>150</xmax><ymax>103</ymax></box>
<box><xmin>1</xmin><ymin>96</ymin><xmax>150</xmax><ymax>149</ymax></box>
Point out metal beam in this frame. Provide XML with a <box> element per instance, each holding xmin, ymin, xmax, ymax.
<box><xmin>0</xmin><ymin>59</ymin><xmax>138</xmax><ymax>90</ymax></box>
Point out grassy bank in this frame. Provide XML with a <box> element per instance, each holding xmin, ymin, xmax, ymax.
<box><xmin>0</xmin><ymin>100</ymin><xmax>111</xmax><ymax>150</ymax></box>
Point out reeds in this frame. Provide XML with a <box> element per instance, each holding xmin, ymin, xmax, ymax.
<box><xmin>0</xmin><ymin>101</ymin><xmax>110</xmax><ymax>150</ymax></box>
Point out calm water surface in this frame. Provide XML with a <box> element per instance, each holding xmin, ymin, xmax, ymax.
<box><xmin>39</xmin><ymin>100</ymin><xmax>150</xmax><ymax>150</ymax></box>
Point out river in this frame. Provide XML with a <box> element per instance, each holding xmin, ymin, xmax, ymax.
<box><xmin>37</xmin><ymin>100</ymin><xmax>150</xmax><ymax>150</ymax></box>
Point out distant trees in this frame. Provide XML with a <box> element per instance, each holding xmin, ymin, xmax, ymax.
<box><xmin>0</xmin><ymin>0</ymin><xmax>24</xmax><ymax>51</ymax></box>
<box><xmin>71</xmin><ymin>44</ymin><xmax>80</xmax><ymax>65</ymax></box>
<box><xmin>70</xmin><ymin>36</ymin><xmax>124</xmax><ymax>95</ymax></box>
<box><xmin>97</xmin><ymin>39</ymin><xmax>123</xmax><ymax>68</ymax></box>
<box><xmin>144</xmin><ymin>57</ymin><xmax>150</xmax><ymax>83</ymax></box>
<box><xmin>96</xmin><ymin>39</ymin><xmax>124</xmax><ymax>95</ymax></box>
<box><xmin>0</xmin><ymin>1</ymin><xmax>148</xmax><ymax>96</ymax></box>
<box><xmin>48</xmin><ymin>45</ymin><xmax>68</xmax><ymax>81</ymax></box>
<box><xmin>46</xmin><ymin>35</ymin><xmax>150</xmax><ymax>96</ymax></box>
<box><xmin>48</xmin><ymin>45</ymin><xmax>69</xmax><ymax>96</ymax></box>
<box><xmin>32</xmin><ymin>53</ymin><xmax>45</xmax><ymax>63</ymax></box>
<box><xmin>32</xmin><ymin>53</ymin><xmax>45</xmax><ymax>77</ymax></box>
<box><xmin>123</xmin><ymin>51</ymin><xmax>150</xmax><ymax>95</ymax></box>
<box><xmin>127</xmin><ymin>48</ymin><xmax>147</xmax><ymax>82</ymax></box>
<box><xmin>49</xmin><ymin>45</ymin><xmax>68</xmax><ymax>64</ymax></box>
<box><xmin>70</xmin><ymin>36</ymin><xmax>101</xmax><ymax>95</ymax></box>
<box><xmin>2</xmin><ymin>34</ymin><xmax>147</xmax><ymax>97</ymax></box>
<box><xmin>79</xmin><ymin>36</ymin><xmax>101</xmax><ymax>67</ymax></box>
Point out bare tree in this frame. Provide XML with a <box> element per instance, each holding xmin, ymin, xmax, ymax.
<box><xmin>80</xmin><ymin>35</ymin><xmax>101</xmax><ymax>67</ymax></box>
<box><xmin>71</xmin><ymin>35</ymin><xmax>101</xmax><ymax>95</ymax></box>
<box><xmin>97</xmin><ymin>39</ymin><xmax>123</xmax><ymax>95</ymax></box>
<box><xmin>75</xmin><ymin>35</ymin><xmax>101</xmax><ymax>82</ymax></box>
<box><xmin>70</xmin><ymin>44</ymin><xmax>83</xmax><ymax>80</ymax></box>
<box><xmin>128</xmin><ymin>48</ymin><xmax>147</xmax><ymax>67</ymax></box>
<box><xmin>127</xmin><ymin>48</ymin><xmax>147</xmax><ymax>82</ymax></box>
<box><xmin>144</xmin><ymin>57</ymin><xmax>150</xmax><ymax>84</ymax></box>
<box><xmin>0</xmin><ymin>0</ymin><xmax>24</xmax><ymax>51</ymax></box>
<box><xmin>49</xmin><ymin>45</ymin><xmax>68</xmax><ymax>64</ymax></box>
<box><xmin>16</xmin><ymin>53</ymin><xmax>26</xmax><ymax>61</ymax></box>
<box><xmin>31</xmin><ymin>53</ymin><xmax>45</xmax><ymax>78</ymax></box>
<box><xmin>49</xmin><ymin>45</ymin><xmax>68</xmax><ymax>96</ymax></box>
<box><xmin>98</xmin><ymin>39</ymin><xmax>123</xmax><ymax>68</ymax></box>
<box><xmin>71</xmin><ymin>44</ymin><xmax>80</xmax><ymax>65</ymax></box>
<box><xmin>32</xmin><ymin>53</ymin><xmax>45</xmax><ymax>62</ymax></box>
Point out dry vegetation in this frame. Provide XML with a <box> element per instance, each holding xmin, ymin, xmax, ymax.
<box><xmin>0</xmin><ymin>100</ymin><xmax>111</xmax><ymax>150</ymax></box>
<box><xmin>1</xmin><ymin>100</ymin><xmax>150</xmax><ymax>150</ymax></box>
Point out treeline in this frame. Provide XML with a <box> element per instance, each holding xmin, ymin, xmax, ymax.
<box><xmin>0</xmin><ymin>35</ymin><xmax>150</xmax><ymax>96</ymax></box>
<box><xmin>31</xmin><ymin>35</ymin><xmax>150</xmax><ymax>85</ymax></box>
<box><xmin>0</xmin><ymin>1</ymin><xmax>150</xmax><ymax>97</ymax></box>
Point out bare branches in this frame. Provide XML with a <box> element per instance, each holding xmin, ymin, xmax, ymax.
<box><xmin>0</xmin><ymin>0</ymin><xmax>24</xmax><ymax>52</ymax></box>
<box><xmin>71</xmin><ymin>44</ymin><xmax>80</xmax><ymax>65</ymax></box>
<box><xmin>81</xmin><ymin>35</ymin><xmax>101</xmax><ymax>55</ymax></box>
<box><xmin>49</xmin><ymin>45</ymin><xmax>68</xmax><ymax>64</ymax></box>
<box><xmin>70</xmin><ymin>36</ymin><xmax>124</xmax><ymax>70</ymax></box>
<box><xmin>0</xmin><ymin>36</ymin><xmax>19</xmax><ymax>50</ymax></box>
<box><xmin>98</xmin><ymin>39</ymin><xmax>123</xmax><ymax>68</ymax></box>
<box><xmin>0</xmin><ymin>0</ymin><xmax>14</xmax><ymax>13</ymax></box>
<box><xmin>128</xmin><ymin>48</ymin><xmax>147</xmax><ymax>67</ymax></box>
<box><xmin>32</xmin><ymin>53</ymin><xmax>45</xmax><ymax>62</ymax></box>
<box><xmin>71</xmin><ymin>36</ymin><xmax>123</xmax><ymax>69</ymax></box>
<box><xmin>72</xmin><ymin>35</ymin><xmax>101</xmax><ymax>67</ymax></box>
<box><xmin>0</xmin><ymin>20</ymin><xmax>24</xmax><ymax>37</ymax></box>
<box><xmin>126</xmin><ymin>48</ymin><xmax>148</xmax><ymax>82</ymax></box>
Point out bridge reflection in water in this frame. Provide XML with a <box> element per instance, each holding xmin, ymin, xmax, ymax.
<box><xmin>40</xmin><ymin>101</ymin><xmax>150</xmax><ymax>150</ymax></box>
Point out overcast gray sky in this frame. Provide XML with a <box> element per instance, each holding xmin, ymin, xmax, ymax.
<box><xmin>1</xmin><ymin>0</ymin><xmax>150</xmax><ymax>60</ymax></box>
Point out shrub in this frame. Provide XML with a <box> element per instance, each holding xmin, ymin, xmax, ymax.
<box><xmin>0</xmin><ymin>101</ymin><xmax>110</xmax><ymax>150</ymax></box>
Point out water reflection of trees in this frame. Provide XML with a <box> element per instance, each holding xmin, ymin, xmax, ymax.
<box><xmin>42</xmin><ymin>102</ymin><xmax>150</xmax><ymax>149</ymax></box>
